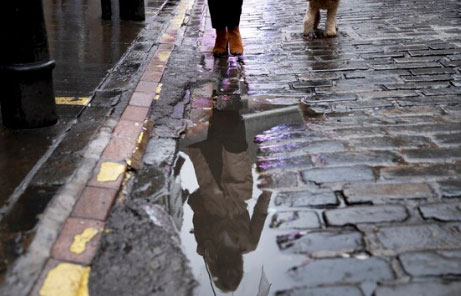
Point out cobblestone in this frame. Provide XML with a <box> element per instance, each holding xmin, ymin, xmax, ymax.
<box><xmin>344</xmin><ymin>183</ymin><xmax>434</xmax><ymax>204</ymax></box>
<box><xmin>325</xmin><ymin>205</ymin><xmax>408</xmax><ymax>226</ymax></box>
<box><xmin>276</xmin><ymin>285</ymin><xmax>363</xmax><ymax>296</ymax></box>
<box><xmin>438</xmin><ymin>180</ymin><xmax>461</xmax><ymax>198</ymax></box>
<box><xmin>301</xmin><ymin>166</ymin><xmax>376</xmax><ymax>184</ymax></box>
<box><xmin>274</xmin><ymin>190</ymin><xmax>339</xmax><ymax>208</ymax></box>
<box><xmin>399</xmin><ymin>251</ymin><xmax>461</xmax><ymax>277</ymax></box>
<box><xmin>270</xmin><ymin>211</ymin><xmax>321</xmax><ymax>229</ymax></box>
<box><xmin>375</xmin><ymin>282</ymin><xmax>461</xmax><ymax>296</ymax></box>
<box><xmin>288</xmin><ymin>258</ymin><xmax>394</xmax><ymax>286</ymax></box>
<box><xmin>419</xmin><ymin>202</ymin><xmax>461</xmax><ymax>222</ymax></box>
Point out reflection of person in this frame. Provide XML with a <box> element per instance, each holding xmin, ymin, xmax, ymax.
<box><xmin>207</xmin><ymin>0</ymin><xmax>244</xmax><ymax>56</ymax></box>
<box><xmin>185</xmin><ymin>109</ymin><xmax>270</xmax><ymax>292</ymax></box>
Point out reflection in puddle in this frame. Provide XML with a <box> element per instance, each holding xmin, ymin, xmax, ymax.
<box><xmin>181</xmin><ymin>106</ymin><xmax>271</xmax><ymax>294</ymax></box>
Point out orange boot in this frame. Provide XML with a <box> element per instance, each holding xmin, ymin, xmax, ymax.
<box><xmin>212</xmin><ymin>28</ymin><xmax>228</xmax><ymax>56</ymax></box>
<box><xmin>228</xmin><ymin>27</ymin><xmax>243</xmax><ymax>56</ymax></box>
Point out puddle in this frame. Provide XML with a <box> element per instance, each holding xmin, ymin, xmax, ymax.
<box><xmin>178</xmin><ymin>56</ymin><xmax>307</xmax><ymax>295</ymax></box>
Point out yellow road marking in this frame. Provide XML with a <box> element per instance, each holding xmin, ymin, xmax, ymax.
<box><xmin>39</xmin><ymin>263</ymin><xmax>90</xmax><ymax>296</ymax></box>
<box><xmin>97</xmin><ymin>162</ymin><xmax>126</xmax><ymax>182</ymax></box>
<box><xmin>70</xmin><ymin>228</ymin><xmax>99</xmax><ymax>254</ymax></box>
<box><xmin>55</xmin><ymin>97</ymin><xmax>90</xmax><ymax>106</ymax></box>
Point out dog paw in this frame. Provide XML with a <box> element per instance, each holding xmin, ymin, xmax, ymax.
<box><xmin>325</xmin><ymin>29</ymin><xmax>337</xmax><ymax>37</ymax></box>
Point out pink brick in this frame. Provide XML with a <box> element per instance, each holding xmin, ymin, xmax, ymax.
<box><xmin>51</xmin><ymin>218</ymin><xmax>104</xmax><ymax>264</ymax></box>
<box><xmin>121</xmin><ymin>106</ymin><xmax>149</xmax><ymax>122</ymax></box>
<box><xmin>88</xmin><ymin>161</ymin><xmax>126</xmax><ymax>190</ymax></box>
<box><xmin>135</xmin><ymin>81</ymin><xmax>158</xmax><ymax>94</ymax></box>
<box><xmin>72</xmin><ymin>186</ymin><xmax>117</xmax><ymax>221</ymax></box>
<box><xmin>130</xmin><ymin>92</ymin><xmax>154</xmax><ymax>107</ymax></box>
<box><xmin>113</xmin><ymin>120</ymin><xmax>143</xmax><ymax>142</ymax></box>
<box><xmin>102</xmin><ymin>137</ymin><xmax>136</xmax><ymax>160</ymax></box>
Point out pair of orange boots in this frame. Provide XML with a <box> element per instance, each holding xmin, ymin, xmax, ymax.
<box><xmin>212</xmin><ymin>27</ymin><xmax>243</xmax><ymax>56</ymax></box>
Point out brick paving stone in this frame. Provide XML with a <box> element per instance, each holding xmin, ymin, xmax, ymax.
<box><xmin>135</xmin><ymin>81</ymin><xmax>158</xmax><ymax>94</ymax></box>
<box><xmin>380</xmin><ymin>164</ymin><xmax>461</xmax><ymax>182</ymax></box>
<box><xmin>277</xmin><ymin>231</ymin><xmax>363</xmax><ymax>255</ymax></box>
<box><xmin>348</xmin><ymin>136</ymin><xmax>433</xmax><ymax>150</ymax></box>
<box><xmin>438</xmin><ymin>180</ymin><xmax>461</xmax><ymax>198</ymax></box>
<box><xmin>399</xmin><ymin>251</ymin><xmax>461</xmax><ymax>277</ymax></box>
<box><xmin>301</xmin><ymin>166</ymin><xmax>375</xmax><ymax>184</ymax></box>
<box><xmin>376</xmin><ymin>224</ymin><xmax>461</xmax><ymax>252</ymax></box>
<box><xmin>257</xmin><ymin>155</ymin><xmax>313</xmax><ymax>172</ymax></box>
<box><xmin>288</xmin><ymin>258</ymin><xmax>394</xmax><ymax>286</ymax></box>
<box><xmin>51</xmin><ymin>217</ymin><xmax>104</xmax><ymax>264</ymax></box>
<box><xmin>102</xmin><ymin>137</ymin><xmax>136</xmax><ymax>160</ymax></box>
<box><xmin>344</xmin><ymin>183</ymin><xmax>434</xmax><ymax>204</ymax></box>
<box><xmin>113</xmin><ymin>120</ymin><xmax>144</xmax><ymax>142</ymax></box>
<box><xmin>276</xmin><ymin>285</ymin><xmax>363</xmax><ymax>296</ymax></box>
<box><xmin>433</xmin><ymin>132</ymin><xmax>461</xmax><ymax>146</ymax></box>
<box><xmin>274</xmin><ymin>190</ymin><xmax>338</xmax><ymax>208</ymax></box>
<box><xmin>324</xmin><ymin>205</ymin><xmax>408</xmax><ymax>226</ymax></box>
<box><xmin>88</xmin><ymin>161</ymin><xmax>126</xmax><ymax>190</ymax></box>
<box><xmin>120</xmin><ymin>106</ymin><xmax>149</xmax><ymax>122</ymax></box>
<box><xmin>130</xmin><ymin>92</ymin><xmax>155</xmax><ymax>107</ymax></box>
<box><xmin>311</xmin><ymin>151</ymin><xmax>400</xmax><ymax>167</ymax></box>
<box><xmin>72</xmin><ymin>187</ymin><xmax>118</xmax><ymax>221</ymax></box>
<box><xmin>270</xmin><ymin>211</ymin><xmax>320</xmax><ymax>229</ymax></box>
<box><xmin>375</xmin><ymin>282</ymin><xmax>461</xmax><ymax>296</ymax></box>
<box><xmin>419</xmin><ymin>202</ymin><xmax>461</xmax><ymax>222</ymax></box>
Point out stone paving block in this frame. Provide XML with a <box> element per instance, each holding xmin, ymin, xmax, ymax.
<box><xmin>270</xmin><ymin>211</ymin><xmax>320</xmax><ymax>229</ymax></box>
<box><xmin>274</xmin><ymin>190</ymin><xmax>339</xmax><ymax>208</ymax></box>
<box><xmin>29</xmin><ymin>259</ymin><xmax>66</xmax><ymax>296</ymax></box>
<box><xmin>130</xmin><ymin>91</ymin><xmax>155</xmax><ymax>107</ymax></box>
<box><xmin>258</xmin><ymin>172</ymin><xmax>299</xmax><ymax>189</ymax></box>
<box><xmin>438</xmin><ymin>180</ymin><xmax>461</xmax><ymax>198</ymax></box>
<box><xmin>433</xmin><ymin>132</ymin><xmax>461</xmax><ymax>146</ymax></box>
<box><xmin>348</xmin><ymin>135</ymin><xmax>433</xmax><ymax>150</ymax></box>
<box><xmin>102</xmin><ymin>137</ymin><xmax>137</xmax><ymax>160</ymax></box>
<box><xmin>324</xmin><ymin>205</ymin><xmax>408</xmax><ymax>226</ymax></box>
<box><xmin>375</xmin><ymin>282</ymin><xmax>461</xmax><ymax>296</ymax></box>
<box><xmin>257</xmin><ymin>155</ymin><xmax>313</xmax><ymax>172</ymax></box>
<box><xmin>344</xmin><ymin>183</ymin><xmax>434</xmax><ymax>204</ymax></box>
<box><xmin>288</xmin><ymin>258</ymin><xmax>394</xmax><ymax>286</ymax></box>
<box><xmin>301</xmin><ymin>166</ymin><xmax>375</xmax><ymax>184</ymax></box>
<box><xmin>113</xmin><ymin>120</ymin><xmax>144</xmax><ymax>142</ymax></box>
<box><xmin>311</xmin><ymin>151</ymin><xmax>400</xmax><ymax>167</ymax></box>
<box><xmin>121</xmin><ymin>106</ymin><xmax>149</xmax><ymax>122</ymax></box>
<box><xmin>380</xmin><ymin>164</ymin><xmax>461</xmax><ymax>182</ymax></box>
<box><xmin>277</xmin><ymin>231</ymin><xmax>363</xmax><ymax>255</ymax></box>
<box><xmin>258</xmin><ymin>140</ymin><xmax>346</xmax><ymax>156</ymax></box>
<box><xmin>419</xmin><ymin>202</ymin><xmax>461</xmax><ymax>222</ymax></box>
<box><xmin>276</xmin><ymin>285</ymin><xmax>363</xmax><ymax>296</ymax></box>
<box><xmin>401</xmin><ymin>148</ymin><xmax>461</xmax><ymax>163</ymax></box>
<box><xmin>399</xmin><ymin>251</ymin><xmax>461</xmax><ymax>277</ymax></box>
<box><xmin>376</xmin><ymin>224</ymin><xmax>461</xmax><ymax>252</ymax></box>
<box><xmin>51</xmin><ymin>217</ymin><xmax>104</xmax><ymax>264</ymax></box>
<box><xmin>72</xmin><ymin>186</ymin><xmax>118</xmax><ymax>221</ymax></box>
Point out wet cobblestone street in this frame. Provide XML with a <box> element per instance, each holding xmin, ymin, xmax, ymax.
<box><xmin>180</xmin><ymin>0</ymin><xmax>461</xmax><ymax>294</ymax></box>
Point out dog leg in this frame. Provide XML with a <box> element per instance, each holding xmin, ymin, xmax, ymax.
<box><xmin>303</xmin><ymin>3</ymin><xmax>319</xmax><ymax>36</ymax></box>
<box><xmin>313</xmin><ymin>10</ymin><xmax>320</xmax><ymax>30</ymax></box>
<box><xmin>325</xmin><ymin>5</ymin><xmax>338</xmax><ymax>37</ymax></box>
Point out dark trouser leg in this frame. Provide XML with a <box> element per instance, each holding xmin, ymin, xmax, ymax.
<box><xmin>208</xmin><ymin>0</ymin><xmax>243</xmax><ymax>29</ymax></box>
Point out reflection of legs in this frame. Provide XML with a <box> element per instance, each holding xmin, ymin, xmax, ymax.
<box><xmin>314</xmin><ymin>10</ymin><xmax>320</xmax><ymax>30</ymax></box>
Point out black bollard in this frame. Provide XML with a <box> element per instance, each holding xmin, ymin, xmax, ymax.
<box><xmin>0</xmin><ymin>0</ymin><xmax>57</xmax><ymax>129</ymax></box>
<box><xmin>101</xmin><ymin>0</ymin><xmax>112</xmax><ymax>20</ymax></box>
<box><xmin>119</xmin><ymin>0</ymin><xmax>145</xmax><ymax>21</ymax></box>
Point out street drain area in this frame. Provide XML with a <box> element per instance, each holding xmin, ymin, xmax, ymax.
<box><xmin>178</xmin><ymin>88</ymin><xmax>308</xmax><ymax>295</ymax></box>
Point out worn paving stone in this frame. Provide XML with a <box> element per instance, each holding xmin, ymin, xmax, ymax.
<box><xmin>375</xmin><ymin>282</ymin><xmax>461</xmax><ymax>296</ymax></box>
<box><xmin>274</xmin><ymin>190</ymin><xmax>339</xmax><ymax>208</ymax></box>
<box><xmin>433</xmin><ymin>132</ymin><xmax>461</xmax><ymax>146</ymax></box>
<box><xmin>376</xmin><ymin>224</ymin><xmax>461</xmax><ymax>252</ymax></box>
<box><xmin>344</xmin><ymin>183</ymin><xmax>434</xmax><ymax>204</ymax></box>
<box><xmin>72</xmin><ymin>187</ymin><xmax>118</xmax><ymax>221</ymax></box>
<box><xmin>277</xmin><ymin>231</ymin><xmax>363</xmax><ymax>256</ymax></box>
<box><xmin>288</xmin><ymin>258</ymin><xmax>394</xmax><ymax>286</ymax></box>
<box><xmin>399</xmin><ymin>252</ymin><xmax>461</xmax><ymax>277</ymax></box>
<box><xmin>325</xmin><ymin>205</ymin><xmax>408</xmax><ymax>226</ymax></box>
<box><xmin>301</xmin><ymin>166</ymin><xmax>376</xmax><ymax>184</ymax></box>
<box><xmin>419</xmin><ymin>202</ymin><xmax>461</xmax><ymax>222</ymax></box>
<box><xmin>311</xmin><ymin>151</ymin><xmax>400</xmax><ymax>167</ymax></box>
<box><xmin>438</xmin><ymin>180</ymin><xmax>461</xmax><ymax>198</ymax></box>
<box><xmin>276</xmin><ymin>285</ymin><xmax>363</xmax><ymax>296</ymax></box>
<box><xmin>258</xmin><ymin>172</ymin><xmax>299</xmax><ymax>189</ymax></box>
<box><xmin>270</xmin><ymin>211</ymin><xmax>320</xmax><ymax>229</ymax></box>
<box><xmin>401</xmin><ymin>148</ymin><xmax>461</xmax><ymax>163</ymax></box>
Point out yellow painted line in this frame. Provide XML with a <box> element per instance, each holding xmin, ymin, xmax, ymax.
<box><xmin>97</xmin><ymin>162</ymin><xmax>126</xmax><ymax>182</ymax></box>
<box><xmin>155</xmin><ymin>83</ymin><xmax>163</xmax><ymax>94</ymax></box>
<box><xmin>39</xmin><ymin>263</ymin><xmax>90</xmax><ymax>296</ymax></box>
<box><xmin>137</xmin><ymin>131</ymin><xmax>144</xmax><ymax>144</ymax></box>
<box><xmin>157</xmin><ymin>50</ymin><xmax>172</xmax><ymax>63</ymax></box>
<box><xmin>70</xmin><ymin>228</ymin><xmax>99</xmax><ymax>254</ymax></box>
<box><xmin>55</xmin><ymin>97</ymin><xmax>90</xmax><ymax>106</ymax></box>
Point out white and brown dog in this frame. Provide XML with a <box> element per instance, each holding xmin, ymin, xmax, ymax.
<box><xmin>303</xmin><ymin>0</ymin><xmax>341</xmax><ymax>37</ymax></box>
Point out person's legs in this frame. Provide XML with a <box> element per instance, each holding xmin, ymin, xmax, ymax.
<box><xmin>208</xmin><ymin>0</ymin><xmax>244</xmax><ymax>56</ymax></box>
<box><xmin>226</xmin><ymin>0</ymin><xmax>244</xmax><ymax>55</ymax></box>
